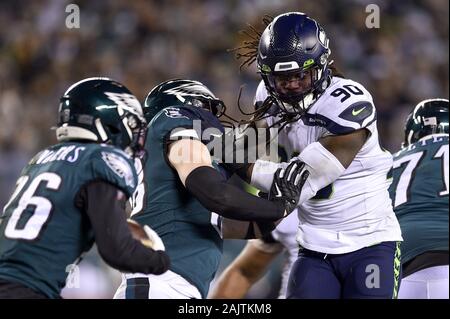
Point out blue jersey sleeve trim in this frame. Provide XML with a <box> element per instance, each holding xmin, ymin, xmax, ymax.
<box><xmin>301</xmin><ymin>113</ymin><xmax>356</xmax><ymax>135</ymax></box>
<box><xmin>302</xmin><ymin>101</ymin><xmax>376</xmax><ymax>135</ymax></box>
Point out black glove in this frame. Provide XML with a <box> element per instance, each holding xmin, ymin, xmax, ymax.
<box><xmin>268</xmin><ymin>160</ymin><xmax>310</xmax><ymax>217</ymax></box>
<box><xmin>218</xmin><ymin>125</ymin><xmax>256</xmax><ymax>180</ymax></box>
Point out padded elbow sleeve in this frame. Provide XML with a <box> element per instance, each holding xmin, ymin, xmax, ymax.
<box><xmin>296</xmin><ymin>142</ymin><xmax>345</xmax><ymax>204</ymax></box>
<box><xmin>250</xmin><ymin>159</ymin><xmax>284</xmax><ymax>192</ymax></box>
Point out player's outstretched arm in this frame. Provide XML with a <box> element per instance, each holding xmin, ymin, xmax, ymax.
<box><xmin>168</xmin><ymin>139</ymin><xmax>308</xmax><ymax>238</ymax></box>
<box><xmin>75</xmin><ymin>181</ymin><xmax>170</xmax><ymax>274</ymax></box>
<box><xmin>168</xmin><ymin>139</ymin><xmax>309</xmax><ymax>222</ymax></box>
<box><xmin>168</xmin><ymin>138</ymin><xmax>287</xmax><ymax>222</ymax></box>
<box><xmin>250</xmin><ymin>128</ymin><xmax>368</xmax><ymax>204</ymax></box>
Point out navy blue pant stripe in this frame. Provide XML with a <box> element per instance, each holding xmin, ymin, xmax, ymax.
<box><xmin>125</xmin><ymin>278</ymin><xmax>149</xmax><ymax>299</ymax></box>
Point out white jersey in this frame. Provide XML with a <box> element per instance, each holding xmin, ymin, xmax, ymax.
<box><xmin>254</xmin><ymin>77</ymin><xmax>403</xmax><ymax>254</ymax></box>
<box><xmin>251</xmin><ymin>211</ymin><xmax>299</xmax><ymax>298</ymax></box>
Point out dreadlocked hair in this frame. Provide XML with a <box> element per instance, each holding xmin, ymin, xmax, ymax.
<box><xmin>228</xmin><ymin>15</ymin><xmax>345</xmax><ymax>131</ymax></box>
<box><xmin>228</xmin><ymin>15</ymin><xmax>274</xmax><ymax>70</ymax></box>
<box><xmin>329</xmin><ymin>63</ymin><xmax>345</xmax><ymax>79</ymax></box>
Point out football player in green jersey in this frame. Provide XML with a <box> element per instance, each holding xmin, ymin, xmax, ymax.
<box><xmin>114</xmin><ymin>79</ymin><xmax>308</xmax><ymax>299</ymax></box>
<box><xmin>390</xmin><ymin>98</ymin><xmax>449</xmax><ymax>299</ymax></box>
<box><xmin>0</xmin><ymin>78</ymin><xmax>170</xmax><ymax>299</ymax></box>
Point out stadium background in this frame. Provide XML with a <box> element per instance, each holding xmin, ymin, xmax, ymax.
<box><xmin>0</xmin><ymin>0</ymin><xmax>448</xmax><ymax>298</ymax></box>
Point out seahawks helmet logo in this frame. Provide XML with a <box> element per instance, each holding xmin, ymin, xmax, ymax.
<box><xmin>101</xmin><ymin>151</ymin><xmax>135</xmax><ymax>188</ymax></box>
<box><xmin>163</xmin><ymin>82</ymin><xmax>216</xmax><ymax>103</ymax></box>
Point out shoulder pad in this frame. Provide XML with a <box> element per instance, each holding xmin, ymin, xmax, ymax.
<box><xmin>306</xmin><ymin>78</ymin><xmax>377</xmax><ymax>135</ymax></box>
<box><xmin>89</xmin><ymin>145</ymin><xmax>137</xmax><ymax>197</ymax></box>
<box><xmin>149</xmin><ymin>106</ymin><xmax>223</xmax><ymax>143</ymax></box>
<box><xmin>149</xmin><ymin>106</ymin><xmax>198</xmax><ymax>140</ymax></box>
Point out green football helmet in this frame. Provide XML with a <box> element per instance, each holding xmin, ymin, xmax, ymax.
<box><xmin>56</xmin><ymin>77</ymin><xmax>147</xmax><ymax>157</ymax></box>
<box><xmin>403</xmin><ymin>98</ymin><xmax>449</xmax><ymax>147</ymax></box>
<box><xmin>143</xmin><ymin>79</ymin><xmax>225</xmax><ymax>123</ymax></box>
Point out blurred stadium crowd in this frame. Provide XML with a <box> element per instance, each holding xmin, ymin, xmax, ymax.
<box><xmin>0</xmin><ymin>0</ymin><xmax>448</xmax><ymax>298</ymax></box>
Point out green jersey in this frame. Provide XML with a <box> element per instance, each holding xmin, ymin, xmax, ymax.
<box><xmin>131</xmin><ymin>106</ymin><xmax>226</xmax><ymax>298</ymax></box>
<box><xmin>0</xmin><ymin>142</ymin><xmax>137</xmax><ymax>298</ymax></box>
<box><xmin>389</xmin><ymin>134</ymin><xmax>449</xmax><ymax>264</ymax></box>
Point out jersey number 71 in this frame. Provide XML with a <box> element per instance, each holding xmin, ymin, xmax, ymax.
<box><xmin>392</xmin><ymin>145</ymin><xmax>448</xmax><ymax>207</ymax></box>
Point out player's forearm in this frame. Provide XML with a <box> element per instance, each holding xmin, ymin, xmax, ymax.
<box><xmin>170</xmin><ymin>138</ymin><xmax>286</xmax><ymax>221</ymax></box>
<box><xmin>100</xmin><ymin>237</ymin><xmax>169</xmax><ymax>275</ymax></box>
<box><xmin>209</xmin><ymin>268</ymin><xmax>253</xmax><ymax>299</ymax></box>
<box><xmin>185</xmin><ymin>166</ymin><xmax>285</xmax><ymax>222</ymax></box>
<box><xmin>78</xmin><ymin>181</ymin><xmax>170</xmax><ymax>274</ymax></box>
<box><xmin>221</xmin><ymin>120</ymin><xmax>271</xmax><ymax>182</ymax></box>
<box><xmin>250</xmin><ymin>140</ymin><xmax>347</xmax><ymax>205</ymax></box>
<box><xmin>221</xmin><ymin>218</ymin><xmax>277</xmax><ymax>239</ymax></box>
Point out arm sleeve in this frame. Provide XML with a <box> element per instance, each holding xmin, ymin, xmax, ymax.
<box><xmin>185</xmin><ymin>166</ymin><xmax>285</xmax><ymax>222</ymax></box>
<box><xmin>75</xmin><ymin>181</ymin><xmax>170</xmax><ymax>274</ymax></box>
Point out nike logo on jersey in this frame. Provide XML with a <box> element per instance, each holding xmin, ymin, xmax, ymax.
<box><xmin>352</xmin><ymin>106</ymin><xmax>367</xmax><ymax>116</ymax></box>
<box><xmin>338</xmin><ymin>101</ymin><xmax>374</xmax><ymax>126</ymax></box>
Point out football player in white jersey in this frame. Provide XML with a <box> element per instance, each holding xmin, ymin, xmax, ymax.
<box><xmin>226</xmin><ymin>12</ymin><xmax>403</xmax><ymax>298</ymax></box>
<box><xmin>209</xmin><ymin>211</ymin><xmax>299</xmax><ymax>299</ymax></box>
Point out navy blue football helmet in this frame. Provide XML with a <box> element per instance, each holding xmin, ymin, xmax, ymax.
<box><xmin>257</xmin><ymin>12</ymin><xmax>331</xmax><ymax>119</ymax></box>
<box><xmin>403</xmin><ymin>98</ymin><xmax>449</xmax><ymax>147</ymax></box>
<box><xmin>143</xmin><ymin>79</ymin><xmax>226</xmax><ymax>123</ymax></box>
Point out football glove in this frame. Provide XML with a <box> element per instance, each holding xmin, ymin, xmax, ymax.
<box><xmin>269</xmin><ymin>160</ymin><xmax>310</xmax><ymax>217</ymax></box>
<box><xmin>218</xmin><ymin>125</ymin><xmax>260</xmax><ymax>180</ymax></box>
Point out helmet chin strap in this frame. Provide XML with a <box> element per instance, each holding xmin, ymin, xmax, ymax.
<box><xmin>55</xmin><ymin>125</ymin><xmax>99</xmax><ymax>142</ymax></box>
<box><xmin>277</xmin><ymin>91</ymin><xmax>315</xmax><ymax>118</ymax></box>
<box><xmin>299</xmin><ymin>93</ymin><xmax>314</xmax><ymax>112</ymax></box>
<box><xmin>270</xmin><ymin>64</ymin><xmax>330</xmax><ymax>119</ymax></box>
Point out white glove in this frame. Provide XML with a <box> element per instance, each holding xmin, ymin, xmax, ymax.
<box><xmin>143</xmin><ymin>225</ymin><xmax>166</xmax><ymax>251</ymax></box>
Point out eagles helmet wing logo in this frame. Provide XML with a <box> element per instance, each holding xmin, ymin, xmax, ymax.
<box><xmin>164</xmin><ymin>107</ymin><xmax>189</xmax><ymax>119</ymax></box>
<box><xmin>101</xmin><ymin>151</ymin><xmax>135</xmax><ymax>188</ymax></box>
<box><xmin>163</xmin><ymin>82</ymin><xmax>216</xmax><ymax>103</ymax></box>
<box><xmin>103</xmin><ymin>92</ymin><xmax>144</xmax><ymax>121</ymax></box>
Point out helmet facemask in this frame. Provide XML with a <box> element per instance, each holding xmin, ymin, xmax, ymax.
<box><xmin>265</xmin><ymin>64</ymin><xmax>325</xmax><ymax>112</ymax></box>
<box><xmin>184</xmin><ymin>95</ymin><xmax>226</xmax><ymax>118</ymax></box>
<box><xmin>128</xmin><ymin>120</ymin><xmax>147</xmax><ymax>160</ymax></box>
<box><xmin>260</xmin><ymin>59</ymin><xmax>330</xmax><ymax>124</ymax></box>
<box><xmin>255</xmin><ymin>13</ymin><xmax>332</xmax><ymax>125</ymax></box>
<box><xmin>115</xmin><ymin>109</ymin><xmax>147</xmax><ymax>159</ymax></box>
